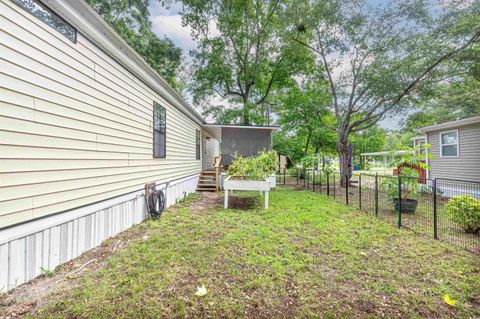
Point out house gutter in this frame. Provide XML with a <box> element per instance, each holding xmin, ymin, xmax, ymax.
<box><xmin>415</xmin><ymin>116</ymin><xmax>480</xmax><ymax>134</ymax></box>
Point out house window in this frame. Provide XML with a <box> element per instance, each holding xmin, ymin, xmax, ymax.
<box><xmin>440</xmin><ymin>130</ymin><xmax>458</xmax><ymax>157</ymax></box>
<box><xmin>153</xmin><ymin>102</ymin><xmax>166</xmax><ymax>158</ymax></box>
<box><xmin>12</xmin><ymin>0</ymin><xmax>77</xmax><ymax>43</ymax></box>
<box><xmin>414</xmin><ymin>138</ymin><xmax>426</xmax><ymax>154</ymax></box>
<box><xmin>196</xmin><ymin>129</ymin><xmax>201</xmax><ymax>160</ymax></box>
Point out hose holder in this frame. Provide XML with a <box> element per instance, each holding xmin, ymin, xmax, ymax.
<box><xmin>145</xmin><ymin>183</ymin><xmax>165</xmax><ymax>219</ymax></box>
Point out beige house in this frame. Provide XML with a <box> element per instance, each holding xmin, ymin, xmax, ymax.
<box><xmin>415</xmin><ymin>116</ymin><xmax>480</xmax><ymax>182</ymax></box>
<box><xmin>0</xmin><ymin>0</ymin><xmax>225</xmax><ymax>292</ymax></box>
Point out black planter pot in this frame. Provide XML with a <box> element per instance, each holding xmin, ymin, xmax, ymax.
<box><xmin>393</xmin><ymin>198</ymin><xmax>418</xmax><ymax>214</ymax></box>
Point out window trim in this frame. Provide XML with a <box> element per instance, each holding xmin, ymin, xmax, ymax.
<box><xmin>11</xmin><ymin>0</ymin><xmax>77</xmax><ymax>43</ymax></box>
<box><xmin>153</xmin><ymin>102</ymin><xmax>166</xmax><ymax>159</ymax></box>
<box><xmin>196</xmin><ymin>129</ymin><xmax>201</xmax><ymax>160</ymax></box>
<box><xmin>439</xmin><ymin>129</ymin><xmax>459</xmax><ymax>158</ymax></box>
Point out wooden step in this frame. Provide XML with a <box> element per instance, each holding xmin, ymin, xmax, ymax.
<box><xmin>198</xmin><ymin>181</ymin><xmax>215</xmax><ymax>185</ymax></box>
<box><xmin>196</xmin><ymin>187</ymin><xmax>217</xmax><ymax>192</ymax></box>
<box><xmin>197</xmin><ymin>169</ymin><xmax>220</xmax><ymax>192</ymax></box>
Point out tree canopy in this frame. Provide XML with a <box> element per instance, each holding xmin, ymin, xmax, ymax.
<box><xmin>178</xmin><ymin>0</ymin><xmax>315</xmax><ymax>125</ymax></box>
<box><xmin>274</xmin><ymin>69</ymin><xmax>336</xmax><ymax>156</ymax></box>
<box><xmin>86</xmin><ymin>0</ymin><xmax>183</xmax><ymax>88</ymax></box>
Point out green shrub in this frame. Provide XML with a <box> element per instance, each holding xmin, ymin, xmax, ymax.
<box><xmin>445</xmin><ymin>195</ymin><xmax>480</xmax><ymax>233</ymax></box>
<box><xmin>227</xmin><ymin>150</ymin><xmax>278</xmax><ymax>180</ymax></box>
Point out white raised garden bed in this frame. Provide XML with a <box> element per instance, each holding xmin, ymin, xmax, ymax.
<box><xmin>223</xmin><ymin>176</ymin><xmax>271</xmax><ymax>209</ymax></box>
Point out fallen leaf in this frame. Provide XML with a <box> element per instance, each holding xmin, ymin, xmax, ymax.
<box><xmin>444</xmin><ymin>294</ymin><xmax>458</xmax><ymax>306</ymax></box>
<box><xmin>195</xmin><ymin>284</ymin><xmax>208</xmax><ymax>297</ymax></box>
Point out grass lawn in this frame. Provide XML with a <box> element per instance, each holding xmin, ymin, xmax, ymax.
<box><xmin>28</xmin><ymin>188</ymin><xmax>479</xmax><ymax>318</ymax></box>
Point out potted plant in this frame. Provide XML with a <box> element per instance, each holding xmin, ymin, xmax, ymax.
<box><xmin>380</xmin><ymin>144</ymin><xmax>432</xmax><ymax>214</ymax></box>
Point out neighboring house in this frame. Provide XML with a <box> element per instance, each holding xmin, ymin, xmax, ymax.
<box><xmin>0</xmin><ymin>0</ymin><xmax>272</xmax><ymax>292</ymax></box>
<box><xmin>415</xmin><ymin>116</ymin><xmax>480</xmax><ymax>182</ymax></box>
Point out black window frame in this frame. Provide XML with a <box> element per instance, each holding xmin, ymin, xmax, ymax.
<box><xmin>196</xmin><ymin>129</ymin><xmax>201</xmax><ymax>160</ymax></box>
<box><xmin>153</xmin><ymin>102</ymin><xmax>166</xmax><ymax>158</ymax></box>
<box><xmin>12</xmin><ymin>0</ymin><xmax>77</xmax><ymax>43</ymax></box>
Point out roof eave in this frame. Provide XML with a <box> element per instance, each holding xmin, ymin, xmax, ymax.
<box><xmin>44</xmin><ymin>0</ymin><xmax>206</xmax><ymax>125</ymax></box>
<box><xmin>416</xmin><ymin>116</ymin><xmax>480</xmax><ymax>133</ymax></box>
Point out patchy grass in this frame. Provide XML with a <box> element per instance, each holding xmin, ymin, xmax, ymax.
<box><xmin>31</xmin><ymin>188</ymin><xmax>479</xmax><ymax>318</ymax></box>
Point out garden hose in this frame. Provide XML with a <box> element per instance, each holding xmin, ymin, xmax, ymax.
<box><xmin>148</xmin><ymin>189</ymin><xmax>165</xmax><ymax>219</ymax></box>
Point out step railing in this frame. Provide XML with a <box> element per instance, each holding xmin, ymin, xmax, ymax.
<box><xmin>214</xmin><ymin>156</ymin><xmax>222</xmax><ymax>191</ymax></box>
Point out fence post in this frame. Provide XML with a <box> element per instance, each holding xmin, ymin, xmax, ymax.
<box><xmin>374</xmin><ymin>173</ymin><xmax>378</xmax><ymax>216</ymax></box>
<box><xmin>306</xmin><ymin>168</ymin><xmax>309</xmax><ymax>189</ymax></box>
<box><xmin>345</xmin><ymin>175</ymin><xmax>349</xmax><ymax>206</ymax></box>
<box><xmin>397</xmin><ymin>176</ymin><xmax>402</xmax><ymax>228</ymax></box>
<box><xmin>333</xmin><ymin>173</ymin><xmax>336</xmax><ymax>199</ymax></box>
<box><xmin>283</xmin><ymin>170</ymin><xmax>286</xmax><ymax>185</ymax></box>
<box><xmin>319</xmin><ymin>169</ymin><xmax>323</xmax><ymax>193</ymax></box>
<box><xmin>433</xmin><ymin>179</ymin><xmax>438</xmax><ymax>239</ymax></box>
<box><xmin>312</xmin><ymin>169</ymin><xmax>315</xmax><ymax>192</ymax></box>
<box><xmin>326</xmin><ymin>172</ymin><xmax>330</xmax><ymax>196</ymax></box>
<box><xmin>304</xmin><ymin>169</ymin><xmax>306</xmax><ymax>187</ymax></box>
<box><xmin>359</xmin><ymin>174</ymin><xmax>362</xmax><ymax>210</ymax></box>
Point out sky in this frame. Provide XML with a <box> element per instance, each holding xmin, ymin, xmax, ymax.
<box><xmin>148</xmin><ymin>1</ymin><xmax>406</xmax><ymax>130</ymax></box>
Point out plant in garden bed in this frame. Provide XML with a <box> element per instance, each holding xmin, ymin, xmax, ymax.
<box><xmin>227</xmin><ymin>150</ymin><xmax>278</xmax><ymax>181</ymax></box>
<box><xmin>445</xmin><ymin>195</ymin><xmax>480</xmax><ymax>233</ymax></box>
<box><xmin>380</xmin><ymin>144</ymin><xmax>433</xmax><ymax>213</ymax></box>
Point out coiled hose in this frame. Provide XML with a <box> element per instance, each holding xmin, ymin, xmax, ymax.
<box><xmin>147</xmin><ymin>189</ymin><xmax>165</xmax><ymax>219</ymax></box>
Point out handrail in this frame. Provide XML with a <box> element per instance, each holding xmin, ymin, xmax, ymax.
<box><xmin>214</xmin><ymin>156</ymin><xmax>222</xmax><ymax>191</ymax></box>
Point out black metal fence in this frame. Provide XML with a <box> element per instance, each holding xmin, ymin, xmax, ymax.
<box><xmin>278</xmin><ymin>168</ymin><xmax>480</xmax><ymax>254</ymax></box>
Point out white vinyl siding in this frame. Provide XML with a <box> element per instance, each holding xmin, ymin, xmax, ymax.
<box><xmin>0</xmin><ymin>1</ymin><xmax>202</xmax><ymax>228</ymax></box>
<box><xmin>203</xmin><ymin>134</ymin><xmax>220</xmax><ymax>170</ymax></box>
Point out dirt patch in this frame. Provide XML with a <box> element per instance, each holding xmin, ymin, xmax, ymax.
<box><xmin>228</xmin><ymin>195</ymin><xmax>261</xmax><ymax>210</ymax></box>
<box><xmin>189</xmin><ymin>191</ymin><xmax>262</xmax><ymax>211</ymax></box>
<box><xmin>189</xmin><ymin>192</ymin><xmax>223</xmax><ymax>213</ymax></box>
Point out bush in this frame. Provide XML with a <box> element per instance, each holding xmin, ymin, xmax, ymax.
<box><xmin>227</xmin><ymin>150</ymin><xmax>278</xmax><ymax>180</ymax></box>
<box><xmin>445</xmin><ymin>195</ymin><xmax>480</xmax><ymax>233</ymax></box>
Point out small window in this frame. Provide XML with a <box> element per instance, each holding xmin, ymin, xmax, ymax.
<box><xmin>414</xmin><ymin>138</ymin><xmax>426</xmax><ymax>154</ymax></box>
<box><xmin>196</xmin><ymin>129</ymin><xmax>201</xmax><ymax>160</ymax></box>
<box><xmin>153</xmin><ymin>102</ymin><xmax>166</xmax><ymax>158</ymax></box>
<box><xmin>12</xmin><ymin>0</ymin><xmax>77</xmax><ymax>43</ymax></box>
<box><xmin>440</xmin><ymin>130</ymin><xmax>458</xmax><ymax>157</ymax></box>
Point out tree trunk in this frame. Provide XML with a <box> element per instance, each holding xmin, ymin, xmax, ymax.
<box><xmin>337</xmin><ymin>138</ymin><xmax>352</xmax><ymax>186</ymax></box>
<box><xmin>304</xmin><ymin>130</ymin><xmax>312</xmax><ymax>156</ymax></box>
<box><xmin>242</xmin><ymin>95</ymin><xmax>250</xmax><ymax>125</ymax></box>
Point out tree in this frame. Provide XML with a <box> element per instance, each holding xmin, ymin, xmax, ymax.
<box><xmin>178</xmin><ymin>0</ymin><xmax>314</xmax><ymax>125</ymax></box>
<box><xmin>275</xmin><ymin>73</ymin><xmax>332</xmax><ymax>156</ymax></box>
<box><xmin>272</xmin><ymin>132</ymin><xmax>308</xmax><ymax>165</ymax></box>
<box><xmin>290</xmin><ymin>0</ymin><xmax>480</xmax><ymax>184</ymax></box>
<box><xmin>86</xmin><ymin>0</ymin><xmax>182</xmax><ymax>88</ymax></box>
<box><xmin>403</xmin><ymin>43</ymin><xmax>480</xmax><ymax>131</ymax></box>
<box><xmin>350</xmin><ymin>126</ymin><xmax>386</xmax><ymax>168</ymax></box>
